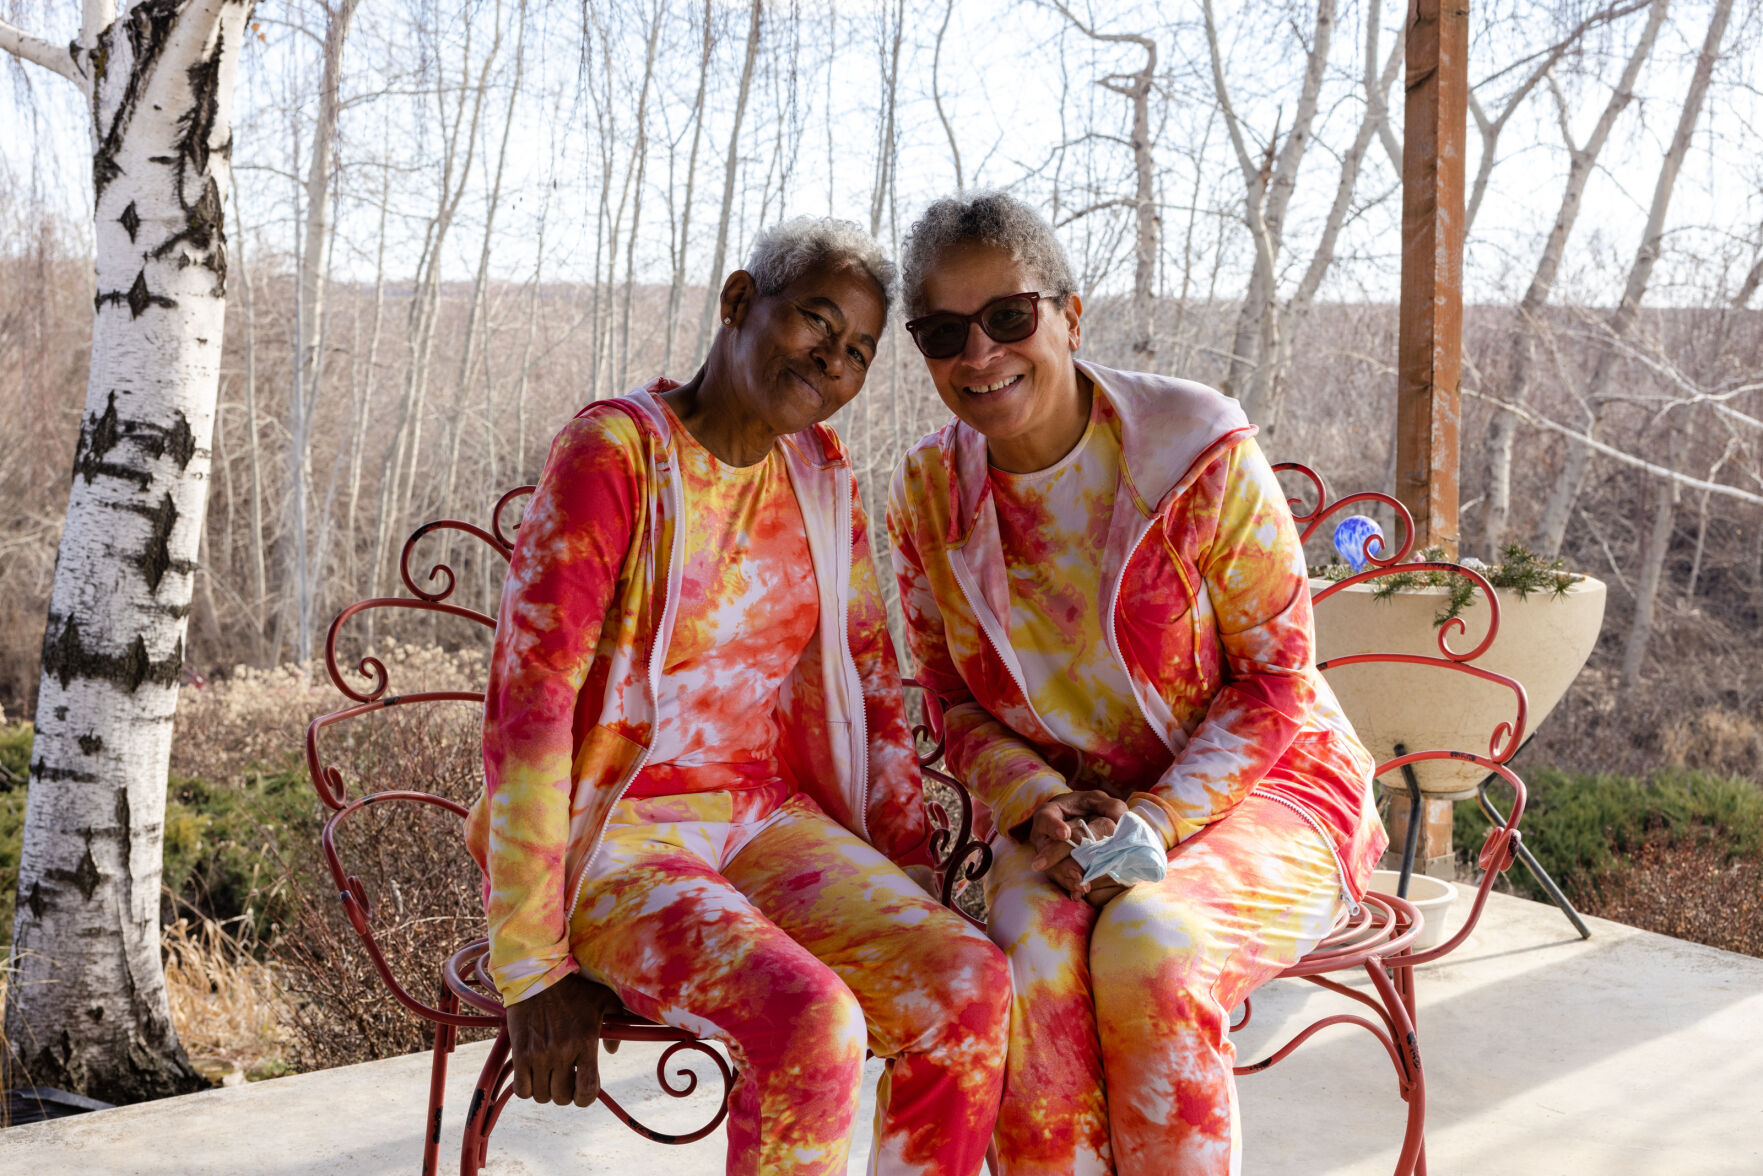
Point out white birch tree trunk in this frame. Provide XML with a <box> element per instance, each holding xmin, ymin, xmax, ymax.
<box><xmin>2</xmin><ymin>0</ymin><xmax>250</xmax><ymax>1102</ymax></box>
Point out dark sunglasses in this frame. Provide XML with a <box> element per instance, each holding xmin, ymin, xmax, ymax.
<box><xmin>904</xmin><ymin>291</ymin><xmax>1051</xmax><ymax>360</ymax></box>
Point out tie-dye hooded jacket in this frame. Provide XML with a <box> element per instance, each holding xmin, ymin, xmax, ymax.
<box><xmin>467</xmin><ymin>383</ymin><xmax>930</xmax><ymax>1004</ymax></box>
<box><xmin>887</xmin><ymin>361</ymin><xmax>1386</xmax><ymax>901</ymax></box>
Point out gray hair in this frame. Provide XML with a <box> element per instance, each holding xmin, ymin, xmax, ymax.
<box><xmin>744</xmin><ymin>216</ymin><xmax>898</xmax><ymax>321</ymax></box>
<box><xmin>900</xmin><ymin>191</ymin><xmax>1077</xmax><ymax>316</ymax></box>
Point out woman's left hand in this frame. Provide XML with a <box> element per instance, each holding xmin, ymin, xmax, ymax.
<box><xmin>1028</xmin><ymin>790</ymin><xmax>1129</xmax><ymax>902</ymax></box>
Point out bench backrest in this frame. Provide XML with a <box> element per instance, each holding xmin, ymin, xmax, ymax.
<box><xmin>1273</xmin><ymin>462</ymin><xmax>1527</xmax><ymax>963</ymax></box>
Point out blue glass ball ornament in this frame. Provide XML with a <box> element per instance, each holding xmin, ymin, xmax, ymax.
<box><xmin>1332</xmin><ymin>515</ymin><xmax>1385</xmax><ymax>573</ymax></box>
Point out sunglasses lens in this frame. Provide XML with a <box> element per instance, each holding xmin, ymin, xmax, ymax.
<box><xmin>981</xmin><ymin>297</ymin><xmax>1038</xmax><ymax>342</ymax></box>
<box><xmin>915</xmin><ymin>316</ymin><xmax>970</xmax><ymax>359</ymax></box>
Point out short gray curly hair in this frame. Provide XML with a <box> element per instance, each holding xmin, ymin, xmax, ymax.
<box><xmin>745</xmin><ymin>216</ymin><xmax>898</xmax><ymax>321</ymax></box>
<box><xmin>900</xmin><ymin>191</ymin><xmax>1077</xmax><ymax>316</ymax></box>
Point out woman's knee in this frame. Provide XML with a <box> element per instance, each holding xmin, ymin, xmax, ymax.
<box><xmin>788</xmin><ymin>964</ymin><xmax>869</xmax><ymax>1052</ymax></box>
<box><xmin>1091</xmin><ymin>896</ymin><xmax>1215</xmax><ymax>1006</ymax></box>
<box><xmin>941</xmin><ymin>925</ymin><xmax>1013</xmax><ymax>1034</ymax></box>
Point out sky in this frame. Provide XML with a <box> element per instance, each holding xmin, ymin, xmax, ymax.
<box><xmin>3</xmin><ymin>0</ymin><xmax>1760</xmax><ymax>308</ymax></box>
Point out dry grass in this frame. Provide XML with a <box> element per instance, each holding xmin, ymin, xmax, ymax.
<box><xmin>161</xmin><ymin>911</ymin><xmax>296</xmax><ymax>1081</ymax></box>
<box><xmin>170</xmin><ymin>644</ymin><xmax>488</xmax><ymax>786</ymax></box>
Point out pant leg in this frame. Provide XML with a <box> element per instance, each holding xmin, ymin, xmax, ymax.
<box><xmin>721</xmin><ymin>794</ymin><xmax>1010</xmax><ymax>1176</ymax></box>
<box><xmin>982</xmin><ymin>833</ymin><xmax>1112</xmax><ymax>1176</ymax></box>
<box><xmin>1091</xmin><ymin>795</ymin><xmax>1344</xmax><ymax>1176</ymax></box>
<box><xmin>569</xmin><ymin>804</ymin><xmax>868</xmax><ymax>1176</ymax></box>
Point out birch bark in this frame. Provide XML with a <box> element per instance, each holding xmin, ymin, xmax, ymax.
<box><xmin>2</xmin><ymin>0</ymin><xmax>251</xmax><ymax>1102</ymax></box>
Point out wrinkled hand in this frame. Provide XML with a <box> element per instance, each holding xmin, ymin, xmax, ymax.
<box><xmin>505</xmin><ymin>972</ymin><xmax>623</xmax><ymax>1106</ymax></box>
<box><xmin>1028</xmin><ymin>791</ymin><xmax>1129</xmax><ymax>902</ymax></box>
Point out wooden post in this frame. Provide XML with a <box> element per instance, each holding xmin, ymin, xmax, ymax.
<box><xmin>1395</xmin><ymin>0</ymin><xmax>1467</xmax><ymax>558</ymax></box>
<box><xmin>1387</xmin><ymin>0</ymin><xmax>1469</xmax><ymax>878</ymax></box>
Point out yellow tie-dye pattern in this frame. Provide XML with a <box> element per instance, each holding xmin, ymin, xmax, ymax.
<box><xmin>989</xmin><ymin>414</ymin><xmax>1168</xmax><ymax>795</ymax></box>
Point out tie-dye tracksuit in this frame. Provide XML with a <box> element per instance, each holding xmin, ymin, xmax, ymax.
<box><xmin>468</xmin><ymin>383</ymin><xmax>1008</xmax><ymax>1176</ymax></box>
<box><xmin>887</xmin><ymin>361</ymin><xmax>1389</xmax><ymax>1175</ymax></box>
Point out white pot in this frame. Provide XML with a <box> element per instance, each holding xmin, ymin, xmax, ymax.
<box><xmin>1311</xmin><ymin>576</ymin><xmax>1606</xmax><ymax>798</ymax></box>
<box><xmin>1369</xmin><ymin>869</ymin><xmax>1458</xmax><ymax>952</ymax></box>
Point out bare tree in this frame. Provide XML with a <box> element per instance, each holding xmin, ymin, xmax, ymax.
<box><xmin>1047</xmin><ymin>2</ymin><xmax>1158</xmax><ymax>355</ymax></box>
<box><xmin>1475</xmin><ymin>0</ymin><xmax>1668</xmax><ymax>554</ymax></box>
<box><xmin>1205</xmin><ymin>0</ymin><xmax>1337</xmax><ymax>429</ymax></box>
<box><xmin>1533</xmin><ymin>0</ymin><xmax>1736</xmax><ymax>555</ymax></box>
<box><xmin>288</xmin><ymin>0</ymin><xmax>364</xmax><ymax>670</ymax></box>
<box><xmin>695</xmin><ymin>0</ymin><xmax>763</xmax><ymax>358</ymax></box>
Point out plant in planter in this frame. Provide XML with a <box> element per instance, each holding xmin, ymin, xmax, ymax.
<box><xmin>1307</xmin><ymin>541</ymin><xmax>1606</xmax><ymax>801</ymax></box>
<box><xmin>1317</xmin><ymin>542</ymin><xmax>1580</xmax><ymax>628</ymax></box>
<box><xmin>1273</xmin><ymin>467</ymin><xmax>1607</xmax><ymax>904</ymax></box>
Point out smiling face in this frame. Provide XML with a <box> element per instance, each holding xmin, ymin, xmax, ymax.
<box><xmin>723</xmin><ymin>261</ymin><xmax>887</xmax><ymax>438</ymax></box>
<box><xmin>914</xmin><ymin>242</ymin><xmax>1086</xmax><ymax>472</ymax></box>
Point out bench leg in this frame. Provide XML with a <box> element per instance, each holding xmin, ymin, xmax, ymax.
<box><xmin>422</xmin><ymin>986</ymin><xmax>460</xmax><ymax>1176</ymax></box>
<box><xmin>460</xmin><ymin>1030</ymin><xmax>511</xmax><ymax>1176</ymax></box>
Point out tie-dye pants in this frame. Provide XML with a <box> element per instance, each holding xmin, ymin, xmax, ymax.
<box><xmin>983</xmin><ymin>793</ymin><xmax>1344</xmax><ymax>1176</ymax></box>
<box><xmin>569</xmin><ymin>785</ymin><xmax>1010</xmax><ymax>1176</ymax></box>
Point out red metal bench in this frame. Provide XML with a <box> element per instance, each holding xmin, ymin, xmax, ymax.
<box><xmin>303</xmin><ymin>486</ymin><xmax>992</xmax><ymax>1175</ymax></box>
<box><xmin>305</xmin><ymin>465</ymin><xmax>1528</xmax><ymax>1176</ymax></box>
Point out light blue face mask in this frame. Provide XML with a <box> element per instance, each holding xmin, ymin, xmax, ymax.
<box><xmin>1067</xmin><ymin>809</ymin><xmax>1168</xmax><ymax>887</ymax></box>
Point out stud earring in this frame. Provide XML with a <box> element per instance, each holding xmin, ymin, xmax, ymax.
<box><xmin>722</xmin><ymin>316</ymin><xmax>733</xmax><ymax>325</ymax></box>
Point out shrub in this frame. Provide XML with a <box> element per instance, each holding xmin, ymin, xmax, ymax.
<box><xmin>1</xmin><ymin>721</ymin><xmax>31</xmax><ymax>938</ymax></box>
<box><xmin>1456</xmin><ymin>766</ymin><xmax>1763</xmax><ymax>955</ymax></box>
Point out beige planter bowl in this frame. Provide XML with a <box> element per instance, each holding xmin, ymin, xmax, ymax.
<box><xmin>1369</xmin><ymin>869</ymin><xmax>1457</xmax><ymax>952</ymax></box>
<box><xmin>1311</xmin><ymin>576</ymin><xmax>1606</xmax><ymax>798</ymax></box>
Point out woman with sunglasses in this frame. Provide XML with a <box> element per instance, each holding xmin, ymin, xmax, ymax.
<box><xmin>470</xmin><ymin>216</ymin><xmax>1009</xmax><ymax>1176</ymax></box>
<box><xmin>886</xmin><ymin>192</ymin><xmax>1386</xmax><ymax>1176</ymax></box>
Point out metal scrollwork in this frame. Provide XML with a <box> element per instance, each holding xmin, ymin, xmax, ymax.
<box><xmin>595</xmin><ymin>1040</ymin><xmax>736</xmax><ymax>1144</ymax></box>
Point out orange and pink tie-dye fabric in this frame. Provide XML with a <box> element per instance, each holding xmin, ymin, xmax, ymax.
<box><xmin>636</xmin><ymin>402</ymin><xmax>819</xmax><ymax>794</ymax></box>
<box><xmin>574</xmin><ymin>790</ymin><xmax>1008</xmax><ymax>1176</ymax></box>
<box><xmin>887</xmin><ymin>368</ymin><xmax>1385</xmax><ymax>1174</ymax></box>
<box><xmin>981</xmin><ymin>795</ymin><xmax>1339</xmax><ymax>1175</ymax></box>
<box><xmin>472</xmin><ymin>384</ymin><xmax>935</xmax><ymax>1007</ymax></box>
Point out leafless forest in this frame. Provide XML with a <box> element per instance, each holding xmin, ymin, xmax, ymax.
<box><xmin>3</xmin><ymin>0</ymin><xmax>1762</xmax><ymax>781</ymax></box>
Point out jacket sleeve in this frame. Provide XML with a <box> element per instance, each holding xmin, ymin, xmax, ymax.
<box><xmin>1135</xmin><ymin>439</ymin><xmax>1317</xmax><ymax>848</ymax></box>
<box><xmin>886</xmin><ymin>462</ymin><xmax>1071</xmax><ymax>840</ymax></box>
<box><xmin>480</xmin><ymin>408</ymin><xmax>644</xmax><ymax>1005</ymax></box>
<box><xmin>848</xmin><ymin>475</ymin><xmax>932</xmax><ymax>864</ymax></box>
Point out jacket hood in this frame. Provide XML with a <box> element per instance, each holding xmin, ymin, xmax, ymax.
<box><xmin>936</xmin><ymin>359</ymin><xmax>1255</xmax><ymax>539</ymax></box>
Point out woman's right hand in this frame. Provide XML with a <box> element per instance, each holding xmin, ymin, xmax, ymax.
<box><xmin>506</xmin><ymin>972</ymin><xmax>624</xmax><ymax>1106</ymax></box>
<box><xmin>1027</xmin><ymin>791</ymin><xmax>1129</xmax><ymax>901</ymax></box>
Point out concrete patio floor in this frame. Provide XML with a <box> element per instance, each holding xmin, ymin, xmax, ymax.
<box><xmin>4</xmin><ymin>890</ymin><xmax>1761</xmax><ymax>1174</ymax></box>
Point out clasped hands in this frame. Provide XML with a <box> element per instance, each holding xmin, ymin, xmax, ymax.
<box><xmin>1027</xmin><ymin>790</ymin><xmax>1133</xmax><ymax>908</ymax></box>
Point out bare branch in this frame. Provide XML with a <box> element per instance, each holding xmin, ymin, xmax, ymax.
<box><xmin>0</xmin><ymin>16</ymin><xmax>83</xmax><ymax>84</ymax></box>
<box><xmin>1465</xmin><ymin>388</ymin><xmax>1763</xmax><ymax>506</ymax></box>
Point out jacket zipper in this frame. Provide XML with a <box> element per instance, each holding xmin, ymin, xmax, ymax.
<box><xmin>1257</xmin><ymin>790</ymin><xmax>1359</xmax><ymax>915</ymax></box>
<box><xmin>570</xmin><ymin>415</ymin><xmax>681</xmax><ymax>904</ymax></box>
<box><xmin>836</xmin><ymin>464</ymin><xmax>872</xmax><ymax>840</ymax></box>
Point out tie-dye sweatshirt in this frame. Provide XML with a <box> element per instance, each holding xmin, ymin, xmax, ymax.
<box><xmin>467</xmin><ymin>382</ymin><xmax>929</xmax><ymax>1004</ymax></box>
<box><xmin>633</xmin><ymin>399</ymin><xmax>820</xmax><ymax>794</ymax></box>
<box><xmin>887</xmin><ymin>361</ymin><xmax>1386</xmax><ymax>900</ymax></box>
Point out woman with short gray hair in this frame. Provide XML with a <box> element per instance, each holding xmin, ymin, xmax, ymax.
<box><xmin>888</xmin><ymin>191</ymin><xmax>1385</xmax><ymax>1175</ymax></box>
<box><xmin>473</xmin><ymin>215</ymin><xmax>1009</xmax><ymax>1176</ymax></box>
